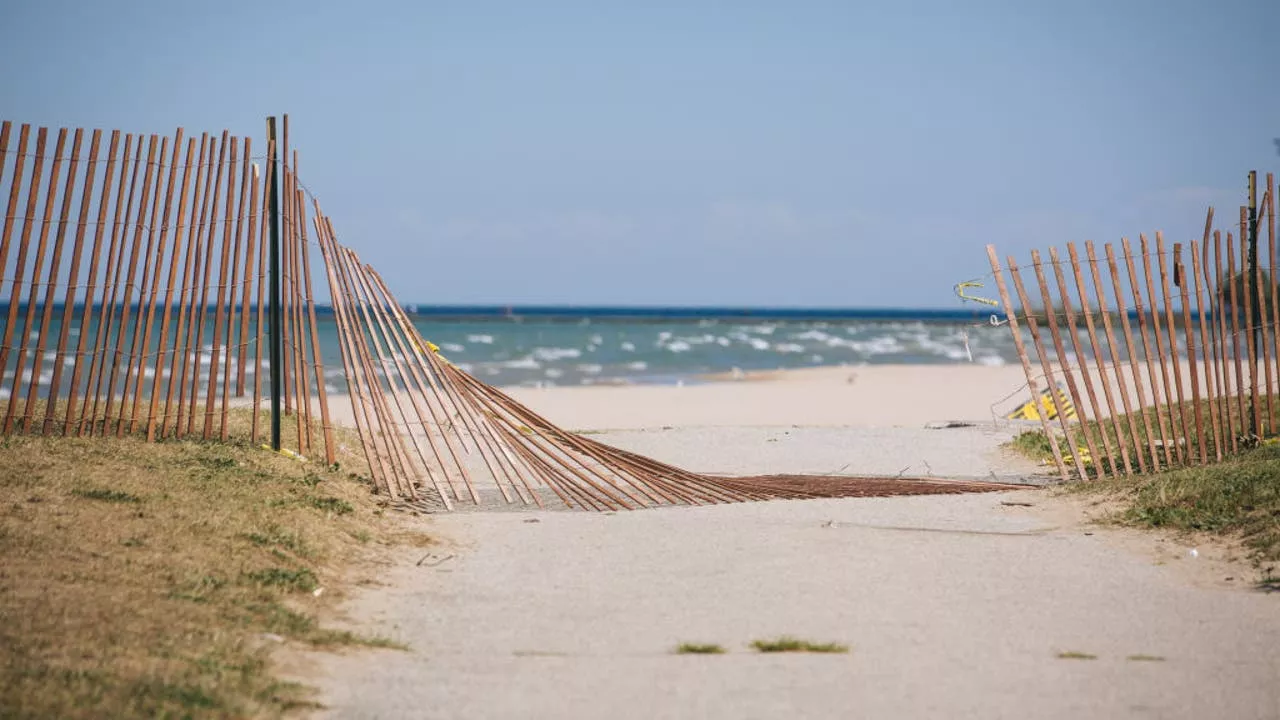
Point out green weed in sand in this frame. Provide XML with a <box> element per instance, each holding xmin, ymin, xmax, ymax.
<box><xmin>675</xmin><ymin>643</ymin><xmax>726</xmax><ymax>655</ymax></box>
<box><xmin>751</xmin><ymin>637</ymin><xmax>848</xmax><ymax>653</ymax></box>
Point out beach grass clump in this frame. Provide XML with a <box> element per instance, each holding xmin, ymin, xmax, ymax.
<box><xmin>1008</xmin><ymin>430</ymin><xmax>1057</xmax><ymax>462</ymax></box>
<box><xmin>1057</xmin><ymin>651</ymin><xmax>1097</xmax><ymax>660</ymax></box>
<box><xmin>675</xmin><ymin>642</ymin><xmax>726</xmax><ymax>655</ymax></box>
<box><xmin>1126</xmin><ymin>654</ymin><xmax>1166</xmax><ymax>662</ymax></box>
<box><xmin>751</xmin><ymin>636</ymin><xmax>849</xmax><ymax>653</ymax></box>
<box><xmin>1071</xmin><ymin>443</ymin><xmax>1280</xmax><ymax>565</ymax></box>
<box><xmin>0</xmin><ymin>411</ymin><xmax>425</xmax><ymax>719</ymax></box>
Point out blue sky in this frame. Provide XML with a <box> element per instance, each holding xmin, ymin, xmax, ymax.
<box><xmin>3</xmin><ymin>0</ymin><xmax>1277</xmax><ymax>307</ymax></box>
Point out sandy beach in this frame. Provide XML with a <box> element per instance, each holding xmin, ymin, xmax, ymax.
<box><xmin>299</xmin><ymin>364</ymin><xmax>1280</xmax><ymax>719</ymax></box>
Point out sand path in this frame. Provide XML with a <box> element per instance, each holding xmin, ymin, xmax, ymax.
<box><xmin>302</xmin><ymin>367</ymin><xmax>1279</xmax><ymax>719</ymax></box>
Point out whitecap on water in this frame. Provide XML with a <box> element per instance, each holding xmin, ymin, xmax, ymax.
<box><xmin>532</xmin><ymin>347</ymin><xmax>580</xmax><ymax>361</ymax></box>
<box><xmin>502</xmin><ymin>357</ymin><xmax>541</xmax><ymax>370</ymax></box>
<box><xmin>440</xmin><ymin>343</ymin><xmax>465</xmax><ymax>353</ymax></box>
<box><xmin>577</xmin><ymin>364</ymin><xmax>603</xmax><ymax>375</ymax></box>
<box><xmin>747</xmin><ymin>338</ymin><xmax>769</xmax><ymax>351</ymax></box>
<box><xmin>775</xmin><ymin>343</ymin><xmax>805</xmax><ymax>353</ymax></box>
<box><xmin>626</xmin><ymin>361</ymin><xmax>647</xmax><ymax>371</ymax></box>
<box><xmin>666</xmin><ymin>341</ymin><xmax>691</xmax><ymax>353</ymax></box>
<box><xmin>544</xmin><ymin>368</ymin><xmax>564</xmax><ymax>378</ymax></box>
<box><xmin>466</xmin><ymin>334</ymin><xmax>494</xmax><ymax>344</ymax></box>
<box><xmin>620</xmin><ymin>341</ymin><xmax>636</xmax><ymax>352</ymax></box>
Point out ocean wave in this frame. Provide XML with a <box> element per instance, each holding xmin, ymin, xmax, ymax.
<box><xmin>440</xmin><ymin>342</ymin><xmax>465</xmax><ymax>353</ymax></box>
<box><xmin>666</xmin><ymin>341</ymin><xmax>691</xmax><ymax>353</ymax></box>
<box><xmin>532</xmin><ymin>347</ymin><xmax>580</xmax><ymax>361</ymax></box>
<box><xmin>466</xmin><ymin>334</ymin><xmax>494</xmax><ymax>344</ymax></box>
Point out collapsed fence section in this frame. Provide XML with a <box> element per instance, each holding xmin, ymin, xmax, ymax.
<box><xmin>0</xmin><ymin>119</ymin><xmax>333</xmax><ymax>462</ymax></box>
<box><xmin>988</xmin><ymin>173</ymin><xmax>1279</xmax><ymax>481</ymax></box>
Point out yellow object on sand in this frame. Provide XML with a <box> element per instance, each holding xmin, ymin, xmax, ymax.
<box><xmin>1007</xmin><ymin>386</ymin><xmax>1077</xmax><ymax>421</ymax></box>
<box><xmin>260</xmin><ymin>444</ymin><xmax>307</xmax><ymax>462</ymax></box>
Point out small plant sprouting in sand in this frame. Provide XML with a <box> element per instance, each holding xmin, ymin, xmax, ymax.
<box><xmin>1057</xmin><ymin>651</ymin><xmax>1097</xmax><ymax>660</ymax></box>
<box><xmin>751</xmin><ymin>637</ymin><xmax>848</xmax><ymax>654</ymax></box>
<box><xmin>1126</xmin><ymin>654</ymin><xmax>1165</xmax><ymax>662</ymax></box>
<box><xmin>676</xmin><ymin>642</ymin><xmax>726</xmax><ymax>655</ymax></box>
<box><xmin>72</xmin><ymin>487</ymin><xmax>142</xmax><ymax>504</ymax></box>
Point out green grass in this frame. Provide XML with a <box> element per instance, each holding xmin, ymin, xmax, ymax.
<box><xmin>1057</xmin><ymin>651</ymin><xmax>1097</xmax><ymax>660</ymax></box>
<box><xmin>750</xmin><ymin>636</ymin><xmax>849</xmax><ymax>654</ymax></box>
<box><xmin>675</xmin><ymin>643</ymin><xmax>726</xmax><ymax>655</ymax></box>
<box><xmin>0</xmin><ymin>412</ymin><xmax>427</xmax><ymax>719</ymax></box>
<box><xmin>1126</xmin><ymin>654</ymin><xmax>1166</xmax><ymax>662</ymax></box>
<box><xmin>1071</xmin><ymin>443</ymin><xmax>1280</xmax><ymax>565</ymax></box>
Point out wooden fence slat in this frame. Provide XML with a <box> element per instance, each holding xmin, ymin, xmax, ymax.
<box><xmin>185</xmin><ymin>132</ymin><xmax>228</xmax><ymax>437</ymax></box>
<box><xmin>1137</xmin><ymin>234</ymin><xmax>1180</xmax><ymax>464</ymax></box>
<box><xmin>203</xmin><ymin>135</ymin><xmax>238</xmax><ymax>438</ymax></box>
<box><xmin>1239</xmin><ymin>209</ymin><xmax>1261</xmax><ymax>439</ymax></box>
<box><xmin>1048</xmin><ymin>246</ymin><xmax>1115</xmax><ymax>475</ymax></box>
<box><xmin>8</xmin><ymin>128</ymin><xmax>67</xmax><ymax>433</ymax></box>
<box><xmin>129</xmin><ymin>131</ymin><xmax>183</xmax><ymax>433</ymax></box>
<box><xmin>1068</xmin><ymin>243</ymin><xmax>1131</xmax><ymax>473</ymax></box>
<box><xmin>1086</xmin><ymin>242</ymin><xmax>1146</xmax><ymax>472</ymax></box>
<box><xmin>1269</xmin><ymin>174</ymin><xmax>1279</xmax><ymax>435</ymax></box>
<box><xmin>288</xmin><ymin>176</ymin><xmax>310</xmax><ymax>453</ymax></box>
<box><xmin>298</xmin><ymin>194</ymin><xmax>335</xmax><ymax>461</ymax></box>
<box><xmin>219</xmin><ymin>138</ymin><xmax>251</xmax><ymax>440</ymax></box>
<box><xmin>1226</xmin><ymin>232</ymin><xmax>1247</xmax><ymax>442</ymax></box>
<box><xmin>147</xmin><ymin>136</ymin><xmax>197</xmax><ymax>440</ymax></box>
<box><xmin>119</xmin><ymin>136</ymin><xmax>168</xmax><ymax>435</ymax></box>
<box><xmin>236</xmin><ymin>158</ymin><xmax>259</xmax><ymax>399</ymax></box>
<box><xmin>1174</xmin><ymin>243</ymin><xmax>1206</xmax><ymax>463</ymax></box>
<box><xmin>46</xmin><ymin>130</ymin><xmax>101</xmax><ymax>433</ymax></box>
<box><xmin>105</xmin><ymin>135</ymin><xmax>159</xmax><ymax>436</ymax></box>
<box><xmin>1008</xmin><ymin>256</ymin><xmax>1090</xmax><ymax>479</ymax></box>
<box><xmin>66</xmin><ymin>130</ymin><xmax>120</xmax><ymax>436</ymax></box>
<box><xmin>1120</xmin><ymin>238</ymin><xmax>1170</xmax><ymax>468</ymax></box>
<box><xmin>281</xmin><ymin>117</ymin><xmax>293</xmax><ymax>417</ymax></box>
<box><xmin>24</xmin><ymin>129</ymin><xmax>82</xmax><ymax>432</ymax></box>
<box><xmin>166</xmin><ymin>134</ymin><xmax>212</xmax><ymax>438</ymax></box>
<box><xmin>250</xmin><ymin>144</ymin><xmax>273</xmax><ymax>443</ymax></box>
<box><xmin>1156</xmin><ymin>233</ymin><xmax>1191</xmax><ymax>463</ymax></box>
<box><xmin>0</xmin><ymin>124</ymin><xmax>30</xmax><ymax>303</ymax></box>
<box><xmin>1191</xmin><ymin>238</ymin><xmax>1224</xmax><ymax>461</ymax></box>
<box><xmin>1106</xmin><ymin>242</ymin><xmax>1160</xmax><ymax>469</ymax></box>
<box><xmin>1213</xmin><ymin>231</ymin><xmax>1237</xmax><ymax>452</ymax></box>
<box><xmin>1257</xmin><ymin>191</ymin><xmax>1274</xmax><ymax>436</ymax></box>
<box><xmin>84</xmin><ymin>133</ymin><xmax>136</xmax><ymax>436</ymax></box>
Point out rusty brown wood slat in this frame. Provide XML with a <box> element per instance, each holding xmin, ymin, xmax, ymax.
<box><xmin>45</xmin><ymin>129</ymin><xmax>102</xmax><ymax>434</ymax></box>
<box><xmin>336</xmin><ymin>246</ymin><xmax>424</xmax><ymax>497</ymax></box>
<box><xmin>1155</xmin><ymin>233</ymin><xmax>1191</xmax><ymax>463</ymax></box>
<box><xmin>23</xmin><ymin>129</ymin><xmax>82</xmax><ymax>432</ymax></box>
<box><xmin>203</xmin><ymin>136</ymin><xmax>238</xmax><ymax>438</ymax></box>
<box><xmin>1140</xmin><ymin>234</ymin><xmax>1182</xmax><ymax>464</ymax></box>
<box><xmin>1110</xmin><ymin>242</ymin><xmax>1161</xmax><ymax>470</ymax></box>
<box><xmin>146</xmin><ymin>136</ymin><xmax>197</xmax><ymax>441</ymax></box>
<box><xmin>297</xmin><ymin>204</ymin><xmax>335</xmax><ymax>462</ymax></box>
<box><xmin>1007</xmin><ymin>256</ymin><xmax>1089</xmax><ymax>479</ymax></box>
<box><xmin>218</xmin><ymin>138</ymin><xmax>251</xmax><ymax>440</ymax></box>
<box><xmin>66</xmin><ymin>130</ymin><xmax>120</xmax><ymax>436</ymax></box>
<box><xmin>103</xmin><ymin>135</ymin><xmax>159</xmax><ymax>436</ymax></box>
<box><xmin>129</xmin><ymin>130</ymin><xmax>183</xmax><ymax>434</ymax></box>
<box><xmin>313</xmin><ymin>216</ymin><xmax>395</xmax><ymax>496</ymax></box>
<box><xmin>118</xmin><ymin>136</ymin><xmax>169</xmax><ymax>435</ymax></box>
<box><xmin>1240</xmin><ymin>208</ymin><xmax>1261</xmax><ymax>439</ymax></box>
<box><xmin>1257</xmin><ymin>190</ymin><xmax>1274</xmax><ymax>436</ymax></box>
<box><xmin>1173</xmin><ymin>243</ymin><xmax>1205</xmax><ymax>463</ymax></box>
<box><xmin>1226</xmin><ymin>232</ymin><xmax>1247</xmax><ymax>443</ymax></box>
<box><xmin>349</xmin><ymin>247</ymin><xmax>486</xmax><ymax>503</ymax></box>
<box><xmin>235</xmin><ymin>160</ymin><xmax>260</xmax><ymax>399</ymax></box>
<box><xmin>165</xmin><ymin>135</ymin><xmax>212</xmax><ymax>438</ymax></box>
<box><xmin>1034</xmin><ymin>249</ymin><xmax>1104</xmax><ymax>479</ymax></box>
<box><xmin>1213</xmin><ymin>231</ymin><xmax>1237</xmax><ymax>452</ymax></box>
<box><xmin>84</xmin><ymin>133</ymin><xmax>136</xmax><ymax>436</ymax></box>
<box><xmin>1084</xmin><ymin>241</ymin><xmax>1145</xmax><ymax>473</ymax></box>
<box><xmin>0</xmin><ymin>124</ymin><xmax>30</xmax><ymax>304</ymax></box>
<box><xmin>1123</xmin><ymin>237</ymin><xmax>1173</xmax><ymax>467</ymax></box>
<box><xmin>1270</xmin><ymin>175</ymin><xmax>1279</xmax><ymax>435</ymax></box>
<box><xmin>1190</xmin><ymin>239</ymin><xmax>1223</xmax><ymax>461</ymax></box>
<box><xmin>7</xmin><ymin>128</ymin><xmax>67</xmax><ymax>434</ymax></box>
<box><xmin>1067</xmin><ymin>243</ymin><xmax>1131</xmax><ymax>473</ymax></box>
<box><xmin>250</xmin><ymin>146</ymin><xmax>272</xmax><ymax>443</ymax></box>
<box><xmin>280</xmin><ymin>118</ymin><xmax>293</xmax><ymax>417</ymax></box>
<box><xmin>288</xmin><ymin>179</ymin><xmax>310</xmax><ymax>452</ymax></box>
<box><xmin>1047</xmin><ymin>246</ymin><xmax>1115</xmax><ymax>475</ymax></box>
<box><xmin>185</xmin><ymin>132</ymin><xmax>228</xmax><ymax>436</ymax></box>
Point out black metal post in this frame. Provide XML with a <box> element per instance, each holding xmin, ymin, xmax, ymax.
<box><xmin>267</xmin><ymin>117</ymin><xmax>283</xmax><ymax>451</ymax></box>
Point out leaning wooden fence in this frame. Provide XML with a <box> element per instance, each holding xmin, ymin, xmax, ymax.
<box><xmin>0</xmin><ymin>118</ymin><xmax>333</xmax><ymax>462</ymax></box>
<box><xmin>988</xmin><ymin>173</ymin><xmax>1279</xmax><ymax>481</ymax></box>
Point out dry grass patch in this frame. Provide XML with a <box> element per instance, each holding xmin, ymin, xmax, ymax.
<box><xmin>675</xmin><ymin>643</ymin><xmax>726</xmax><ymax>655</ymax></box>
<box><xmin>0</xmin><ymin>414</ymin><xmax>428</xmax><ymax>719</ymax></box>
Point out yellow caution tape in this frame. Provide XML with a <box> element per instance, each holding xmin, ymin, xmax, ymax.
<box><xmin>955</xmin><ymin>280</ymin><xmax>1000</xmax><ymax>307</ymax></box>
<box><xmin>260</xmin><ymin>444</ymin><xmax>308</xmax><ymax>462</ymax></box>
<box><xmin>1007</xmin><ymin>386</ymin><xmax>1077</xmax><ymax>421</ymax></box>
